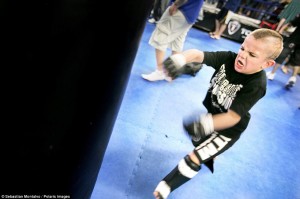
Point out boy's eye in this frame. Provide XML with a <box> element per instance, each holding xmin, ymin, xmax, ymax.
<box><xmin>240</xmin><ymin>46</ymin><xmax>256</xmax><ymax>57</ymax></box>
<box><xmin>249</xmin><ymin>53</ymin><xmax>256</xmax><ymax>57</ymax></box>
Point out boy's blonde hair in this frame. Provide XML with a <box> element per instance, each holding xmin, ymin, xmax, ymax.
<box><xmin>250</xmin><ymin>28</ymin><xmax>283</xmax><ymax>60</ymax></box>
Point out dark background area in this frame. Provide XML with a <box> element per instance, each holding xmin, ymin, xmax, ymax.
<box><xmin>1</xmin><ymin>0</ymin><xmax>153</xmax><ymax>198</ymax></box>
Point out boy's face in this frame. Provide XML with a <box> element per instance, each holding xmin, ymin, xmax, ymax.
<box><xmin>234</xmin><ymin>35</ymin><xmax>275</xmax><ymax>74</ymax></box>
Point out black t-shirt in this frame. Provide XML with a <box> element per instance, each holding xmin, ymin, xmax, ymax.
<box><xmin>202</xmin><ymin>51</ymin><xmax>267</xmax><ymax>138</ymax></box>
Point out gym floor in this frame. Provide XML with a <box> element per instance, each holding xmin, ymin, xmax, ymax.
<box><xmin>91</xmin><ymin>22</ymin><xmax>300</xmax><ymax>199</ymax></box>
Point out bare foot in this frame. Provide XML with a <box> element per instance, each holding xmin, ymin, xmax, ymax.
<box><xmin>153</xmin><ymin>191</ymin><xmax>163</xmax><ymax>199</ymax></box>
<box><xmin>211</xmin><ymin>34</ymin><xmax>220</xmax><ymax>40</ymax></box>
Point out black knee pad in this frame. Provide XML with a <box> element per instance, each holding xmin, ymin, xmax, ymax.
<box><xmin>184</xmin><ymin>155</ymin><xmax>201</xmax><ymax>172</ymax></box>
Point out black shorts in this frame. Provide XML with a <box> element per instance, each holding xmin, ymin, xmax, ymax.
<box><xmin>275</xmin><ymin>42</ymin><xmax>295</xmax><ymax>64</ymax></box>
<box><xmin>194</xmin><ymin>131</ymin><xmax>239</xmax><ymax>165</ymax></box>
<box><xmin>287</xmin><ymin>46</ymin><xmax>300</xmax><ymax>67</ymax></box>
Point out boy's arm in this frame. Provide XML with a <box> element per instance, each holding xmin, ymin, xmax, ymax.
<box><xmin>212</xmin><ymin>109</ymin><xmax>241</xmax><ymax>131</ymax></box>
<box><xmin>184</xmin><ymin>109</ymin><xmax>241</xmax><ymax>141</ymax></box>
<box><xmin>163</xmin><ymin>49</ymin><xmax>204</xmax><ymax>80</ymax></box>
<box><xmin>182</xmin><ymin>49</ymin><xmax>205</xmax><ymax>63</ymax></box>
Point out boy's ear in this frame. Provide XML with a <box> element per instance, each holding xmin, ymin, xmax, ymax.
<box><xmin>264</xmin><ymin>59</ymin><xmax>276</xmax><ymax>69</ymax></box>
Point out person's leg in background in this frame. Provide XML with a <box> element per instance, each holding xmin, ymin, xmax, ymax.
<box><xmin>210</xmin><ymin>8</ymin><xmax>229</xmax><ymax>40</ymax></box>
<box><xmin>286</xmin><ymin>65</ymin><xmax>300</xmax><ymax>88</ymax></box>
<box><xmin>276</xmin><ymin>19</ymin><xmax>290</xmax><ymax>34</ymax></box>
<box><xmin>267</xmin><ymin>42</ymin><xmax>294</xmax><ymax>80</ymax></box>
<box><xmin>210</xmin><ymin>18</ymin><xmax>220</xmax><ymax>36</ymax></box>
<box><xmin>285</xmin><ymin>46</ymin><xmax>300</xmax><ymax>89</ymax></box>
<box><xmin>267</xmin><ymin>63</ymin><xmax>282</xmax><ymax>80</ymax></box>
<box><xmin>211</xmin><ymin>22</ymin><xmax>227</xmax><ymax>40</ymax></box>
<box><xmin>281</xmin><ymin>65</ymin><xmax>289</xmax><ymax>74</ymax></box>
<box><xmin>149</xmin><ymin>0</ymin><xmax>170</xmax><ymax>23</ymax></box>
<box><xmin>209</xmin><ymin>3</ymin><xmax>230</xmax><ymax>37</ymax></box>
<box><xmin>149</xmin><ymin>0</ymin><xmax>162</xmax><ymax>23</ymax></box>
<box><xmin>267</xmin><ymin>58</ymin><xmax>289</xmax><ymax>80</ymax></box>
<box><xmin>142</xmin><ymin>7</ymin><xmax>192</xmax><ymax>82</ymax></box>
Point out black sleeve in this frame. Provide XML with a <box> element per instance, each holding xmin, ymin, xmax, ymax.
<box><xmin>203</xmin><ymin>51</ymin><xmax>237</xmax><ymax>70</ymax></box>
<box><xmin>230</xmin><ymin>75</ymin><xmax>266</xmax><ymax>117</ymax></box>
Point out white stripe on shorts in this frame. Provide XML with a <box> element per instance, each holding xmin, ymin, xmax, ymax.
<box><xmin>195</xmin><ymin>132</ymin><xmax>231</xmax><ymax>161</ymax></box>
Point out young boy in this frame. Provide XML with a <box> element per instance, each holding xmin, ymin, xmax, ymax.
<box><xmin>153</xmin><ymin>28</ymin><xmax>283</xmax><ymax>199</ymax></box>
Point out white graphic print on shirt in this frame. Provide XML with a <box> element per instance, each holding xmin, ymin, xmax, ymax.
<box><xmin>209</xmin><ymin>64</ymin><xmax>243</xmax><ymax>110</ymax></box>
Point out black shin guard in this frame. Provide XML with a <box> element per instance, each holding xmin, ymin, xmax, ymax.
<box><xmin>163</xmin><ymin>155</ymin><xmax>201</xmax><ymax>192</ymax></box>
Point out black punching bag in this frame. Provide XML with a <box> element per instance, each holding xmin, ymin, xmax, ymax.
<box><xmin>1</xmin><ymin>0</ymin><xmax>153</xmax><ymax>198</ymax></box>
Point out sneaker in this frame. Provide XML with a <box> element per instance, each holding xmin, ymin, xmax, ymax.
<box><xmin>141</xmin><ymin>70</ymin><xmax>166</xmax><ymax>81</ymax></box>
<box><xmin>148</xmin><ymin>18</ymin><xmax>157</xmax><ymax>24</ymax></box>
<box><xmin>285</xmin><ymin>76</ymin><xmax>296</xmax><ymax>89</ymax></box>
<box><xmin>267</xmin><ymin>71</ymin><xmax>276</xmax><ymax>80</ymax></box>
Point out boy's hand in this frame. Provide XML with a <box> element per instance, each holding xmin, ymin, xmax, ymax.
<box><xmin>183</xmin><ymin>113</ymin><xmax>214</xmax><ymax>146</ymax></box>
<box><xmin>163</xmin><ymin>57</ymin><xmax>203</xmax><ymax>80</ymax></box>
